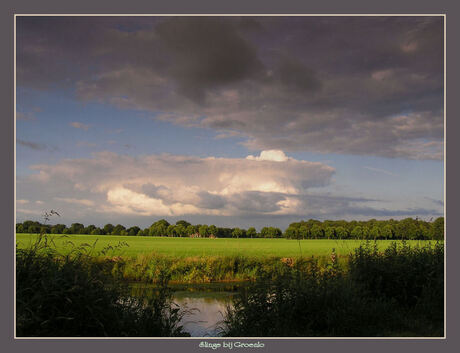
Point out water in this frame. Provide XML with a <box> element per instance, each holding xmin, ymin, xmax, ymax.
<box><xmin>174</xmin><ymin>294</ymin><xmax>231</xmax><ymax>336</ymax></box>
<box><xmin>132</xmin><ymin>282</ymin><xmax>244</xmax><ymax>337</ymax></box>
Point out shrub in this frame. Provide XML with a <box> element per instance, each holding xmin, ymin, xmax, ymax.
<box><xmin>219</xmin><ymin>241</ymin><xmax>444</xmax><ymax>337</ymax></box>
<box><xmin>16</xmin><ymin>235</ymin><xmax>189</xmax><ymax>337</ymax></box>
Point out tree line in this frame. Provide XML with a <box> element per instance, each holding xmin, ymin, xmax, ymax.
<box><xmin>15</xmin><ymin>219</ymin><xmax>282</xmax><ymax>239</ymax></box>
<box><xmin>16</xmin><ymin>217</ymin><xmax>444</xmax><ymax>240</ymax></box>
<box><xmin>285</xmin><ymin>218</ymin><xmax>444</xmax><ymax>240</ymax></box>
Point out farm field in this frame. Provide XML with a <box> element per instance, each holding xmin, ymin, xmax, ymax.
<box><xmin>15</xmin><ymin>233</ymin><xmax>439</xmax><ymax>258</ymax></box>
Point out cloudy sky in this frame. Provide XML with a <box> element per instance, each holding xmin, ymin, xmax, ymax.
<box><xmin>16</xmin><ymin>16</ymin><xmax>444</xmax><ymax>229</ymax></box>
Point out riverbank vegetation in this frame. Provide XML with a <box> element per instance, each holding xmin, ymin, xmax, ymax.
<box><xmin>16</xmin><ymin>234</ymin><xmax>190</xmax><ymax>337</ymax></box>
<box><xmin>16</xmin><ymin>232</ymin><xmax>444</xmax><ymax>337</ymax></box>
<box><xmin>220</xmin><ymin>241</ymin><xmax>444</xmax><ymax>337</ymax></box>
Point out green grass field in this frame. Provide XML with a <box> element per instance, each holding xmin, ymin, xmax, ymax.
<box><xmin>16</xmin><ymin>233</ymin><xmax>439</xmax><ymax>258</ymax></box>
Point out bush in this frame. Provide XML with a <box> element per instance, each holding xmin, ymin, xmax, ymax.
<box><xmin>220</xmin><ymin>241</ymin><xmax>444</xmax><ymax>337</ymax></box>
<box><xmin>16</xmin><ymin>235</ymin><xmax>189</xmax><ymax>337</ymax></box>
<box><xmin>349</xmin><ymin>242</ymin><xmax>443</xmax><ymax>301</ymax></box>
<box><xmin>348</xmin><ymin>240</ymin><xmax>444</xmax><ymax>329</ymax></box>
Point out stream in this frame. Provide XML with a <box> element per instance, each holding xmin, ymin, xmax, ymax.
<box><xmin>131</xmin><ymin>282</ymin><xmax>245</xmax><ymax>337</ymax></box>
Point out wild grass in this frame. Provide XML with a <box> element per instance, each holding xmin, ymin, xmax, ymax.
<box><xmin>16</xmin><ymin>234</ymin><xmax>190</xmax><ymax>337</ymax></box>
<box><xmin>219</xmin><ymin>241</ymin><xmax>444</xmax><ymax>337</ymax></box>
<box><xmin>16</xmin><ymin>233</ymin><xmax>437</xmax><ymax>258</ymax></box>
<box><xmin>109</xmin><ymin>252</ymin><xmax>349</xmax><ymax>283</ymax></box>
<box><xmin>16</xmin><ymin>232</ymin><xmax>444</xmax><ymax>337</ymax></box>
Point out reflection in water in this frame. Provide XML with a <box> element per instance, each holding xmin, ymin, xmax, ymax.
<box><xmin>131</xmin><ymin>283</ymin><xmax>244</xmax><ymax>337</ymax></box>
<box><xmin>174</xmin><ymin>295</ymin><xmax>231</xmax><ymax>337</ymax></box>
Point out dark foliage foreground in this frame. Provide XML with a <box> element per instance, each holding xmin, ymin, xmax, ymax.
<box><xmin>16</xmin><ymin>235</ymin><xmax>190</xmax><ymax>337</ymax></box>
<box><xmin>220</xmin><ymin>241</ymin><xmax>444</xmax><ymax>337</ymax></box>
<box><xmin>16</xmin><ymin>235</ymin><xmax>444</xmax><ymax>337</ymax></box>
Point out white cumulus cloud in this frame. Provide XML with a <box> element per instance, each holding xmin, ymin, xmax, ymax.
<box><xmin>246</xmin><ymin>150</ymin><xmax>289</xmax><ymax>162</ymax></box>
<box><xmin>17</xmin><ymin>150</ymin><xmax>335</xmax><ymax>219</ymax></box>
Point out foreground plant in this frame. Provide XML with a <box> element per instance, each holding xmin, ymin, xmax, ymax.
<box><xmin>220</xmin><ymin>241</ymin><xmax>444</xmax><ymax>337</ymax></box>
<box><xmin>16</xmin><ymin>234</ymin><xmax>190</xmax><ymax>337</ymax></box>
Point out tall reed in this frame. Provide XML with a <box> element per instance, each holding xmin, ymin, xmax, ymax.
<box><xmin>219</xmin><ymin>241</ymin><xmax>444</xmax><ymax>337</ymax></box>
<box><xmin>16</xmin><ymin>234</ymin><xmax>190</xmax><ymax>337</ymax></box>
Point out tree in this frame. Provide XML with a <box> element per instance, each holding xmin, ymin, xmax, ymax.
<box><xmin>397</xmin><ymin>218</ymin><xmax>419</xmax><ymax>240</ymax></box>
<box><xmin>90</xmin><ymin>227</ymin><xmax>103</xmax><ymax>235</ymax></box>
<box><xmin>431</xmin><ymin>217</ymin><xmax>444</xmax><ymax>240</ymax></box>
<box><xmin>382</xmin><ymin>224</ymin><xmax>394</xmax><ymax>240</ymax></box>
<box><xmin>217</xmin><ymin>227</ymin><xmax>232</xmax><ymax>238</ymax></box>
<box><xmin>351</xmin><ymin>226</ymin><xmax>364</xmax><ymax>239</ymax></box>
<box><xmin>260</xmin><ymin>227</ymin><xmax>270</xmax><ymax>238</ymax></box>
<box><xmin>186</xmin><ymin>225</ymin><xmax>198</xmax><ymax>236</ymax></box>
<box><xmin>175</xmin><ymin>224</ymin><xmax>187</xmax><ymax>237</ymax></box>
<box><xmin>260</xmin><ymin>227</ymin><xmax>282</xmax><ymax>238</ymax></box>
<box><xmin>362</xmin><ymin>226</ymin><xmax>370</xmax><ymax>239</ymax></box>
<box><xmin>310</xmin><ymin>225</ymin><xmax>324</xmax><ymax>239</ymax></box>
<box><xmin>149</xmin><ymin>219</ymin><xmax>170</xmax><ymax>236</ymax></box>
<box><xmin>70</xmin><ymin>223</ymin><xmax>85</xmax><ymax>234</ymax></box>
<box><xmin>153</xmin><ymin>219</ymin><xmax>170</xmax><ymax>228</ymax></box>
<box><xmin>299</xmin><ymin>226</ymin><xmax>309</xmax><ymax>239</ymax></box>
<box><xmin>246</xmin><ymin>227</ymin><xmax>257</xmax><ymax>238</ymax></box>
<box><xmin>274</xmin><ymin>227</ymin><xmax>282</xmax><ymax>238</ymax></box>
<box><xmin>22</xmin><ymin>221</ymin><xmax>34</xmax><ymax>230</ymax></box>
<box><xmin>208</xmin><ymin>225</ymin><xmax>218</xmax><ymax>237</ymax></box>
<box><xmin>232</xmin><ymin>228</ymin><xmax>244</xmax><ymax>239</ymax></box>
<box><xmin>284</xmin><ymin>226</ymin><xmax>297</xmax><ymax>239</ymax></box>
<box><xmin>103</xmin><ymin>223</ymin><xmax>114</xmax><ymax>235</ymax></box>
<box><xmin>176</xmin><ymin>220</ymin><xmax>191</xmax><ymax>228</ymax></box>
<box><xmin>369</xmin><ymin>226</ymin><xmax>381</xmax><ymax>240</ymax></box>
<box><xmin>127</xmin><ymin>226</ymin><xmax>141</xmax><ymax>236</ymax></box>
<box><xmin>167</xmin><ymin>224</ymin><xmax>177</xmax><ymax>237</ymax></box>
<box><xmin>199</xmin><ymin>225</ymin><xmax>209</xmax><ymax>237</ymax></box>
<box><xmin>84</xmin><ymin>225</ymin><xmax>97</xmax><ymax>234</ymax></box>
<box><xmin>335</xmin><ymin>226</ymin><xmax>348</xmax><ymax>239</ymax></box>
<box><xmin>111</xmin><ymin>224</ymin><xmax>126</xmax><ymax>235</ymax></box>
<box><xmin>324</xmin><ymin>226</ymin><xmax>335</xmax><ymax>239</ymax></box>
<box><xmin>51</xmin><ymin>224</ymin><xmax>67</xmax><ymax>234</ymax></box>
<box><xmin>140</xmin><ymin>228</ymin><xmax>150</xmax><ymax>236</ymax></box>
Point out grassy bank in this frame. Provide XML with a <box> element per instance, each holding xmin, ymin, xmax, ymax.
<box><xmin>220</xmin><ymin>241</ymin><xmax>444</xmax><ymax>337</ymax></box>
<box><xmin>16</xmin><ymin>233</ymin><xmax>442</xmax><ymax>284</ymax></box>
<box><xmin>114</xmin><ymin>253</ymin><xmax>349</xmax><ymax>283</ymax></box>
<box><xmin>16</xmin><ymin>235</ymin><xmax>444</xmax><ymax>337</ymax></box>
<box><xmin>16</xmin><ymin>235</ymin><xmax>190</xmax><ymax>337</ymax></box>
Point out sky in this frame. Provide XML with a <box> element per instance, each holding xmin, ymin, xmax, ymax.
<box><xmin>15</xmin><ymin>16</ymin><xmax>444</xmax><ymax>230</ymax></box>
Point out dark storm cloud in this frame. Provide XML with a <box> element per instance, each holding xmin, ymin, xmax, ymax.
<box><xmin>273</xmin><ymin>55</ymin><xmax>321</xmax><ymax>92</ymax></box>
<box><xmin>154</xmin><ymin>17</ymin><xmax>263</xmax><ymax>102</ymax></box>
<box><xmin>17</xmin><ymin>16</ymin><xmax>444</xmax><ymax>159</ymax></box>
<box><xmin>196</xmin><ymin>191</ymin><xmax>227</xmax><ymax>210</ymax></box>
<box><xmin>227</xmin><ymin>191</ymin><xmax>286</xmax><ymax>213</ymax></box>
<box><xmin>140</xmin><ymin>183</ymin><xmax>170</xmax><ymax>199</ymax></box>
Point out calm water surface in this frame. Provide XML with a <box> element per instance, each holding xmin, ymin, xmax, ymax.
<box><xmin>132</xmin><ymin>283</ymin><xmax>245</xmax><ymax>337</ymax></box>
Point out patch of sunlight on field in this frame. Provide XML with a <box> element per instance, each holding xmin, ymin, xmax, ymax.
<box><xmin>15</xmin><ymin>233</ymin><xmax>440</xmax><ymax>259</ymax></box>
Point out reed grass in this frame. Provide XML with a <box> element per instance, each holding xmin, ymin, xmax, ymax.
<box><xmin>16</xmin><ymin>234</ymin><xmax>190</xmax><ymax>337</ymax></box>
<box><xmin>16</xmin><ymin>233</ymin><xmax>444</xmax><ymax>337</ymax></box>
<box><xmin>219</xmin><ymin>241</ymin><xmax>444</xmax><ymax>337</ymax></box>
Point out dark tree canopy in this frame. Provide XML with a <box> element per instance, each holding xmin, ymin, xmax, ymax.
<box><xmin>16</xmin><ymin>216</ymin><xmax>444</xmax><ymax>240</ymax></box>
